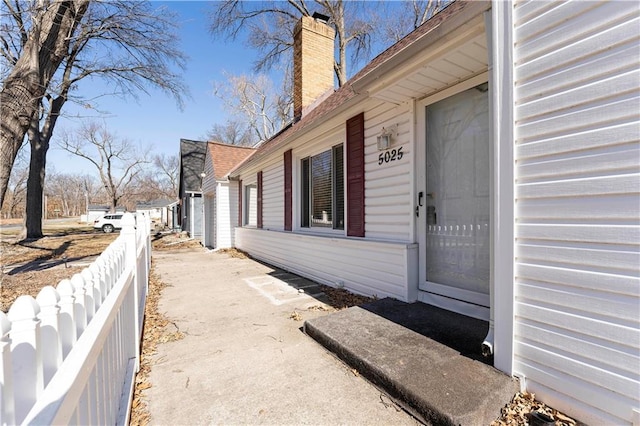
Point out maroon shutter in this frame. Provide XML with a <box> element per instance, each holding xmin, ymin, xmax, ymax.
<box><xmin>284</xmin><ymin>149</ymin><xmax>292</xmax><ymax>231</ymax></box>
<box><xmin>257</xmin><ymin>171</ymin><xmax>263</xmax><ymax>229</ymax></box>
<box><xmin>238</xmin><ymin>179</ymin><xmax>243</xmax><ymax>226</ymax></box>
<box><xmin>346</xmin><ymin>113</ymin><xmax>365</xmax><ymax>237</ymax></box>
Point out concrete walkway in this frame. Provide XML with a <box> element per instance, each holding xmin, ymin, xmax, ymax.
<box><xmin>148</xmin><ymin>249</ymin><xmax>420</xmax><ymax>425</ymax></box>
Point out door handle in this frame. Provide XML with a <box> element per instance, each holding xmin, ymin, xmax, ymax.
<box><xmin>418</xmin><ymin>191</ymin><xmax>424</xmax><ymax>207</ymax></box>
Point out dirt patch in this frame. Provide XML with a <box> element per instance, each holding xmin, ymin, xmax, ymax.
<box><xmin>150</xmin><ymin>231</ymin><xmax>205</xmax><ymax>251</ymax></box>
<box><xmin>1</xmin><ymin>231</ymin><xmax>117</xmax><ymax>312</ymax></box>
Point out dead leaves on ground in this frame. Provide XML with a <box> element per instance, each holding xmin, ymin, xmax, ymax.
<box><xmin>319</xmin><ymin>284</ymin><xmax>375</xmax><ymax>310</ymax></box>
<box><xmin>129</xmin><ymin>266</ymin><xmax>185</xmax><ymax>426</ymax></box>
<box><xmin>491</xmin><ymin>392</ymin><xmax>578</xmax><ymax>426</ymax></box>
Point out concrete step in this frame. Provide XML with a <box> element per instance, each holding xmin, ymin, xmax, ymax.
<box><xmin>304</xmin><ymin>298</ymin><xmax>518</xmax><ymax>425</ymax></box>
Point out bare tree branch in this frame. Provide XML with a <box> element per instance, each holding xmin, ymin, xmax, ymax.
<box><xmin>57</xmin><ymin>121</ymin><xmax>150</xmax><ymax>212</ymax></box>
<box><xmin>213</xmin><ymin>71</ymin><xmax>292</xmax><ymax>144</ymax></box>
<box><xmin>208</xmin><ymin>0</ymin><xmax>379</xmax><ymax>87</ymax></box>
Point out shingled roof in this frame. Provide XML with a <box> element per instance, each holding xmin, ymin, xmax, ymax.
<box><xmin>229</xmin><ymin>0</ymin><xmax>479</xmax><ymax>176</ymax></box>
<box><xmin>207</xmin><ymin>142</ymin><xmax>255</xmax><ymax>180</ymax></box>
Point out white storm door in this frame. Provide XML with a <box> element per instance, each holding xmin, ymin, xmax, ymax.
<box><xmin>420</xmin><ymin>84</ymin><xmax>491</xmax><ymax>308</ymax></box>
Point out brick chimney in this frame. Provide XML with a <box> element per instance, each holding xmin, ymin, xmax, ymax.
<box><xmin>293</xmin><ymin>15</ymin><xmax>335</xmax><ymax>119</ymax></box>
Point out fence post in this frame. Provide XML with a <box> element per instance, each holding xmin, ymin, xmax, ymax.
<box><xmin>81</xmin><ymin>268</ymin><xmax>97</xmax><ymax>322</ymax></box>
<box><xmin>35</xmin><ymin>286</ymin><xmax>62</xmax><ymax>388</ymax></box>
<box><xmin>70</xmin><ymin>274</ymin><xmax>88</xmax><ymax>338</ymax></box>
<box><xmin>7</xmin><ymin>296</ymin><xmax>42</xmax><ymax>424</ymax></box>
<box><xmin>121</xmin><ymin>212</ymin><xmax>140</xmax><ymax>370</ymax></box>
<box><xmin>0</xmin><ymin>312</ymin><xmax>15</xmax><ymax>426</ymax></box>
<box><xmin>56</xmin><ymin>279</ymin><xmax>77</xmax><ymax>359</ymax></box>
<box><xmin>92</xmin><ymin>258</ymin><xmax>108</xmax><ymax>305</ymax></box>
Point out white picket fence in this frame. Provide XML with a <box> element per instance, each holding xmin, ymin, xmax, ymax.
<box><xmin>0</xmin><ymin>212</ymin><xmax>151</xmax><ymax>425</ymax></box>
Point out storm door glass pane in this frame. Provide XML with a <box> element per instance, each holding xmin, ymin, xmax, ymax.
<box><xmin>425</xmin><ymin>85</ymin><xmax>490</xmax><ymax>296</ymax></box>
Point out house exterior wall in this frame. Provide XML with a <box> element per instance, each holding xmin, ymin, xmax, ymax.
<box><xmin>230</xmin><ymin>2</ymin><xmax>639</xmax><ymax>423</ymax></box>
<box><xmin>511</xmin><ymin>1</ymin><xmax>640</xmax><ymax>424</ymax></box>
<box><xmin>236</xmin><ymin>228</ymin><xmax>418</xmax><ymax>300</ymax></box>
<box><xmin>234</xmin><ymin>97</ymin><xmax>419</xmax><ymax>302</ymax></box>
<box><xmin>364</xmin><ymin>102</ymin><xmax>414</xmax><ymax>241</ymax></box>
<box><xmin>216</xmin><ymin>181</ymin><xmax>239</xmax><ymax>249</ymax></box>
<box><xmin>189</xmin><ymin>195</ymin><xmax>204</xmax><ymax>239</ymax></box>
<box><xmin>262</xmin><ymin>161</ymin><xmax>284</xmax><ymax>231</ymax></box>
<box><xmin>203</xmin><ymin>194</ymin><xmax>215</xmax><ymax>247</ymax></box>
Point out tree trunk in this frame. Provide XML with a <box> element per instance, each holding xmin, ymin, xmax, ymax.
<box><xmin>0</xmin><ymin>47</ymin><xmax>40</xmax><ymax>209</ymax></box>
<box><xmin>0</xmin><ymin>0</ymin><xmax>90</xmax><ymax>208</ymax></box>
<box><xmin>24</xmin><ymin>128</ymin><xmax>49</xmax><ymax>239</ymax></box>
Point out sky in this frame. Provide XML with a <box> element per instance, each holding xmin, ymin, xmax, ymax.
<box><xmin>47</xmin><ymin>1</ymin><xmax>259</xmax><ymax>174</ymax></box>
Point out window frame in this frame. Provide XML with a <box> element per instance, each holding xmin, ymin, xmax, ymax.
<box><xmin>298</xmin><ymin>143</ymin><xmax>345</xmax><ymax>233</ymax></box>
<box><xmin>243</xmin><ymin>183</ymin><xmax>258</xmax><ymax>227</ymax></box>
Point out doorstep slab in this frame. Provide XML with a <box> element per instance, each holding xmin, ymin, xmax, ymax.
<box><xmin>304</xmin><ymin>298</ymin><xmax>518</xmax><ymax>425</ymax></box>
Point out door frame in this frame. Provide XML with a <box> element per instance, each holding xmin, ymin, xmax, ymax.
<box><xmin>415</xmin><ymin>72</ymin><xmax>491</xmax><ymax>321</ymax></box>
<box><xmin>412</xmin><ymin>5</ymin><xmax>515</xmax><ymax>375</ymax></box>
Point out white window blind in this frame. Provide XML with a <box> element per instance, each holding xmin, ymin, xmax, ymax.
<box><xmin>302</xmin><ymin>144</ymin><xmax>344</xmax><ymax>229</ymax></box>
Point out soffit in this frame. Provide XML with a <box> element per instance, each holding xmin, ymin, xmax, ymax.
<box><xmin>366</xmin><ymin>17</ymin><xmax>488</xmax><ymax>104</ymax></box>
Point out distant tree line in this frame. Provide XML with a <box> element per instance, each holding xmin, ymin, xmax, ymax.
<box><xmin>1</xmin><ymin>121</ymin><xmax>179</xmax><ymax>219</ymax></box>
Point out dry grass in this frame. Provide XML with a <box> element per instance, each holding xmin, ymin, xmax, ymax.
<box><xmin>1</xmin><ymin>230</ymin><xmax>117</xmax><ymax>312</ymax></box>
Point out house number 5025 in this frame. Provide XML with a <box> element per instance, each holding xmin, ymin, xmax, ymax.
<box><xmin>378</xmin><ymin>146</ymin><xmax>404</xmax><ymax>165</ymax></box>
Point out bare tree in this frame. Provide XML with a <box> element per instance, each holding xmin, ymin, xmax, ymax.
<box><xmin>58</xmin><ymin>121</ymin><xmax>149</xmax><ymax>213</ymax></box>
<box><xmin>152</xmin><ymin>153</ymin><xmax>179</xmax><ymax>199</ymax></box>
<box><xmin>45</xmin><ymin>171</ymin><xmax>94</xmax><ymax>216</ymax></box>
<box><xmin>209</xmin><ymin>0</ymin><xmax>374</xmax><ymax>87</ymax></box>
<box><xmin>207</xmin><ymin>120</ymin><xmax>256</xmax><ymax>147</ymax></box>
<box><xmin>208</xmin><ymin>1</ymin><xmax>447</xmax><ymax>145</ymax></box>
<box><xmin>1</xmin><ymin>0</ymin><xmax>187</xmax><ymax>238</ymax></box>
<box><xmin>213</xmin><ymin>72</ymin><xmax>292</xmax><ymax>143</ymax></box>
<box><xmin>380</xmin><ymin>0</ymin><xmax>451</xmax><ymax>43</ymax></box>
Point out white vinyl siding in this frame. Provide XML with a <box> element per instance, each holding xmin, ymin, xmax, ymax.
<box><xmin>204</xmin><ymin>195</ymin><xmax>215</xmax><ymax>248</ymax></box>
<box><xmin>236</xmin><ymin>227</ymin><xmax>417</xmax><ymax>301</ymax></box>
<box><xmin>512</xmin><ymin>2</ymin><xmax>640</xmax><ymax>425</ymax></box>
<box><xmin>262</xmin><ymin>161</ymin><xmax>284</xmax><ymax>231</ymax></box>
<box><xmin>215</xmin><ymin>181</ymin><xmax>236</xmax><ymax>249</ymax></box>
<box><xmin>364</xmin><ymin>101</ymin><xmax>413</xmax><ymax>242</ymax></box>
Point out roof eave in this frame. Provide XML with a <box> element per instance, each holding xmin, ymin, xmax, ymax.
<box><xmin>351</xmin><ymin>0</ymin><xmax>490</xmax><ymax>93</ymax></box>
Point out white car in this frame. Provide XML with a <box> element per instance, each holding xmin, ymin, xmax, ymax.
<box><xmin>93</xmin><ymin>213</ymin><xmax>132</xmax><ymax>233</ymax></box>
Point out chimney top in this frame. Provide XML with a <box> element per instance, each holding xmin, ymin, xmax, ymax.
<box><xmin>312</xmin><ymin>12</ymin><xmax>330</xmax><ymax>23</ymax></box>
<box><xmin>293</xmin><ymin>15</ymin><xmax>335</xmax><ymax>120</ymax></box>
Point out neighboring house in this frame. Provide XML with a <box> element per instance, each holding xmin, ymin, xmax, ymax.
<box><xmin>201</xmin><ymin>142</ymin><xmax>255</xmax><ymax>249</ymax></box>
<box><xmin>226</xmin><ymin>2</ymin><xmax>639</xmax><ymax>425</ymax></box>
<box><xmin>178</xmin><ymin>139</ymin><xmax>207</xmax><ymax>239</ymax></box>
<box><xmin>136</xmin><ymin>199</ymin><xmax>177</xmax><ymax>228</ymax></box>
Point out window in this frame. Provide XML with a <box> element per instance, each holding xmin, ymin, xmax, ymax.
<box><xmin>244</xmin><ymin>184</ymin><xmax>257</xmax><ymax>226</ymax></box>
<box><xmin>301</xmin><ymin>144</ymin><xmax>344</xmax><ymax>229</ymax></box>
